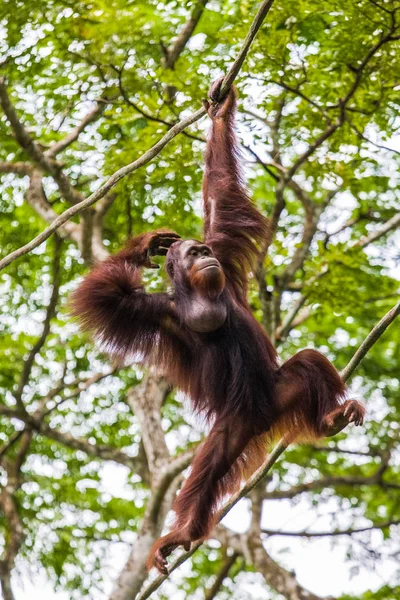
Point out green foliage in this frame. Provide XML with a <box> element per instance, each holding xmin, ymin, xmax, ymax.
<box><xmin>0</xmin><ymin>0</ymin><xmax>399</xmax><ymax>598</ymax></box>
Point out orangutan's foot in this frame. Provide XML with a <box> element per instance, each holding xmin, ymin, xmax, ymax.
<box><xmin>321</xmin><ymin>400</ymin><xmax>365</xmax><ymax>437</ymax></box>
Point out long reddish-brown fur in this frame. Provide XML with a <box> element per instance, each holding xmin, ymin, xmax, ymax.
<box><xmin>70</xmin><ymin>82</ymin><xmax>365</xmax><ymax>574</ymax></box>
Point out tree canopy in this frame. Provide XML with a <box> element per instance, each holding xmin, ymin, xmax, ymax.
<box><xmin>0</xmin><ymin>1</ymin><xmax>399</xmax><ymax>599</ymax></box>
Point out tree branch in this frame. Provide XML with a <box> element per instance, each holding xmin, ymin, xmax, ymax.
<box><xmin>285</xmin><ymin>27</ymin><xmax>399</xmax><ymax>181</ymax></box>
<box><xmin>341</xmin><ymin>27</ymin><xmax>398</xmax><ymax>107</ymax></box>
<box><xmin>0</xmin><ymin>77</ymin><xmax>83</xmax><ymax>205</ymax></box>
<box><xmin>0</xmin><ymin>431</ymin><xmax>32</xmax><ymax>600</ymax></box>
<box><xmin>45</xmin><ymin>99</ymin><xmax>108</xmax><ymax>158</ymax></box>
<box><xmin>204</xmin><ymin>550</ymin><xmax>239</xmax><ymax>600</ymax></box>
<box><xmin>35</xmin><ymin>420</ymin><xmax>139</xmax><ymax>468</ymax></box>
<box><xmin>0</xmin><ymin>0</ymin><xmax>277</xmax><ymax>273</ymax></box>
<box><xmin>340</xmin><ymin>301</ymin><xmax>400</xmax><ymax>382</ymax></box>
<box><xmin>277</xmin><ymin>189</ymin><xmax>337</xmax><ymax>291</ymax></box>
<box><xmin>279</xmin><ymin>206</ymin><xmax>400</xmax><ymax>341</ymax></box>
<box><xmin>24</xmin><ymin>169</ymin><xmax>82</xmax><ymax>245</ymax></box>
<box><xmin>0</xmin><ymin>406</ymin><xmax>138</xmax><ymax>469</ymax></box>
<box><xmin>0</xmin><ymin>106</ymin><xmax>205</xmax><ymax>272</ymax></box>
<box><xmin>357</xmin><ymin>212</ymin><xmax>400</xmax><ymax>247</ymax></box>
<box><xmin>13</xmin><ymin>237</ymin><xmax>62</xmax><ymax>412</ymax></box>
<box><xmin>217</xmin><ymin>0</ymin><xmax>276</xmax><ymax>100</ymax></box>
<box><xmin>247</xmin><ymin>534</ymin><xmax>327</xmax><ymax>600</ymax></box>
<box><xmin>262</xmin><ymin>519</ymin><xmax>400</xmax><ymax>538</ymax></box>
<box><xmin>134</xmin><ymin>298</ymin><xmax>399</xmax><ymax>598</ymax></box>
<box><xmin>263</xmin><ymin>470</ymin><xmax>398</xmax><ymax>501</ymax></box>
<box><xmin>163</xmin><ymin>1</ymin><xmax>209</xmax><ymax>70</ymax></box>
<box><xmin>287</xmin><ymin>120</ymin><xmax>341</xmax><ymax>180</ymax></box>
<box><xmin>275</xmin><ymin>292</ymin><xmax>310</xmax><ymax>341</ymax></box>
<box><xmin>113</xmin><ymin>63</ymin><xmax>205</xmax><ymax>143</ymax></box>
<box><xmin>0</xmin><ymin>161</ymin><xmax>31</xmax><ymax>175</ymax></box>
<box><xmin>126</xmin><ymin>374</ymin><xmax>170</xmax><ymax>478</ymax></box>
<box><xmin>347</xmin><ymin>116</ymin><xmax>400</xmax><ymax>157</ymax></box>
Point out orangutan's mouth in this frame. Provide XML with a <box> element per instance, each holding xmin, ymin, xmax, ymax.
<box><xmin>196</xmin><ymin>260</ymin><xmax>220</xmax><ymax>272</ymax></box>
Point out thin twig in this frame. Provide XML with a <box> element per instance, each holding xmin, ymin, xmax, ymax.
<box><xmin>14</xmin><ymin>238</ymin><xmax>62</xmax><ymax>412</ymax></box>
<box><xmin>357</xmin><ymin>212</ymin><xmax>400</xmax><ymax>248</ymax></box>
<box><xmin>218</xmin><ymin>0</ymin><xmax>276</xmax><ymax>99</ymax></box>
<box><xmin>262</xmin><ymin>519</ymin><xmax>400</xmax><ymax>538</ymax></box>
<box><xmin>341</xmin><ymin>301</ymin><xmax>400</xmax><ymax>382</ymax></box>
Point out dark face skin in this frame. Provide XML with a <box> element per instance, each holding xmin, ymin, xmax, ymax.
<box><xmin>171</xmin><ymin>240</ymin><xmax>227</xmax><ymax>333</ymax></box>
<box><xmin>178</xmin><ymin>240</ymin><xmax>222</xmax><ymax>278</ymax></box>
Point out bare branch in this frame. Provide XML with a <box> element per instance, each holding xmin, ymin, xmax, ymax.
<box><xmin>110</xmin><ymin>62</ymin><xmax>201</xmax><ymax>143</ymax></box>
<box><xmin>275</xmin><ymin>292</ymin><xmax>309</xmax><ymax>341</ymax></box>
<box><xmin>217</xmin><ymin>0</ymin><xmax>276</xmax><ymax>99</ymax></box>
<box><xmin>37</xmin><ymin>420</ymin><xmax>139</xmax><ymax>467</ymax></box>
<box><xmin>39</xmin><ymin>368</ymin><xmax>119</xmax><ymax>418</ymax></box>
<box><xmin>341</xmin><ymin>28</ymin><xmax>398</xmax><ymax>108</ymax></box>
<box><xmin>0</xmin><ymin>78</ymin><xmax>48</xmax><ymax>166</ymax></box>
<box><xmin>0</xmin><ymin>430</ymin><xmax>25</xmax><ymax>460</ymax></box>
<box><xmin>0</xmin><ymin>78</ymin><xmax>83</xmax><ymax>205</ymax></box>
<box><xmin>322</xmin><ymin>210</ymin><xmax>382</xmax><ymax>247</ymax></box>
<box><xmin>286</xmin><ymin>28</ymin><xmax>400</xmax><ymax>180</ymax></box>
<box><xmin>163</xmin><ymin>1</ymin><xmax>209</xmax><ymax>70</ymax></box>
<box><xmin>306</xmin><ymin>443</ymin><xmax>382</xmax><ymax>458</ymax></box>
<box><xmin>367</xmin><ymin>0</ymin><xmax>397</xmax><ymax>17</ymax></box>
<box><xmin>263</xmin><ymin>471</ymin><xmax>398</xmax><ymax>501</ymax></box>
<box><xmin>45</xmin><ymin>99</ymin><xmax>108</xmax><ymax>158</ymax></box>
<box><xmin>0</xmin><ymin>406</ymin><xmax>138</xmax><ymax>469</ymax></box>
<box><xmin>266</xmin><ymin>78</ymin><xmax>330</xmax><ymax>122</ymax></box>
<box><xmin>279</xmin><ymin>208</ymin><xmax>400</xmax><ymax>341</ymax></box>
<box><xmin>13</xmin><ymin>237</ymin><xmax>62</xmax><ymax>412</ymax></box>
<box><xmin>287</xmin><ymin>120</ymin><xmax>341</xmax><ymax>179</ymax></box>
<box><xmin>79</xmin><ymin>209</ymin><xmax>95</xmax><ymax>264</ymax></box>
<box><xmin>24</xmin><ymin>170</ymin><xmax>81</xmax><ymax>245</ymax></box>
<box><xmin>244</xmin><ymin>143</ymin><xmax>280</xmax><ymax>181</ymax></box>
<box><xmin>357</xmin><ymin>212</ymin><xmax>400</xmax><ymax>247</ymax></box>
<box><xmin>247</xmin><ymin>534</ymin><xmax>327</xmax><ymax>600</ymax></box>
<box><xmin>204</xmin><ymin>550</ymin><xmax>239</xmax><ymax>600</ymax></box>
<box><xmin>341</xmin><ymin>301</ymin><xmax>400</xmax><ymax>382</ymax></box>
<box><xmin>347</xmin><ymin>116</ymin><xmax>400</xmax><ymax>157</ymax></box>
<box><xmin>0</xmin><ymin>161</ymin><xmax>31</xmax><ymax>175</ymax></box>
<box><xmin>262</xmin><ymin>519</ymin><xmax>400</xmax><ymax>538</ymax></box>
<box><xmin>277</xmin><ymin>192</ymin><xmax>336</xmax><ymax>290</ymax></box>
<box><xmin>90</xmin><ymin>193</ymin><xmax>116</xmax><ymax>262</ymax></box>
